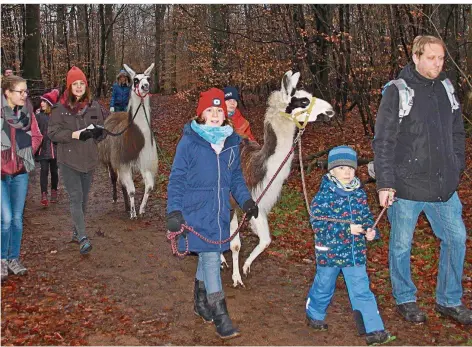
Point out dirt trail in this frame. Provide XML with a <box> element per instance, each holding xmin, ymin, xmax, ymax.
<box><xmin>2</xmin><ymin>164</ymin><xmax>453</xmax><ymax>346</ymax></box>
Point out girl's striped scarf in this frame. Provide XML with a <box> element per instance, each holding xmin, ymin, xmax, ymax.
<box><xmin>1</xmin><ymin>94</ymin><xmax>35</xmax><ymax>172</ymax></box>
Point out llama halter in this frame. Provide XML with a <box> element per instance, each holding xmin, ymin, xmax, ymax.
<box><xmin>279</xmin><ymin>96</ymin><xmax>317</xmax><ymax>129</ymax></box>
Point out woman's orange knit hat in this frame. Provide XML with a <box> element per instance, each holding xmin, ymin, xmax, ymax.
<box><xmin>66</xmin><ymin>66</ymin><xmax>88</xmax><ymax>89</ymax></box>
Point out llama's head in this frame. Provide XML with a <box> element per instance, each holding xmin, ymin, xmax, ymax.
<box><xmin>123</xmin><ymin>63</ymin><xmax>155</xmax><ymax>97</ymax></box>
<box><xmin>280</xmin><ymin>71</ymin><xmax>335</xmax><ymax>125</ymax></box>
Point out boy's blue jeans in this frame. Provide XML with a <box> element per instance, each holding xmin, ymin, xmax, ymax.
<box><xmin>1</xmin><ymin>173</ymin><xmax>29</xmax><ymax>260</ymax></box>
<box><xmin>306</xmin><ymin>265</ymin><xmax>385</xmax><ymax>333</ymax></box>
<box><xmin>196</xmin><ymin>251</ymin><xmax>222</xmax><ymax>294</ymax></box>
<box><xmin>387</xmin><ymin>192</ymin><xmax>466</xmax><ymax>307</ymax></box>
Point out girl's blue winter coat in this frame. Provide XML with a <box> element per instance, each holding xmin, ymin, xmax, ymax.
<box><xmin>310</xmin><ymin>174</ymin><xmax>379</xmax><ymax>267</ymax></box>
<box><xmin>167</xmin><ymin>123</ymin><xmax>252</xmax><ymax>253</ymax></box>
<box><xmin>110</xmin><ymin>83</ymin><xmax>131</xmax><ymax>109</ymax></box>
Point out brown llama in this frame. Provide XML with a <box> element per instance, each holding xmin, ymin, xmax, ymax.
<box><xmin>98</xmin><ymin>63</ymin><xmax>158</xmax><ymax>219</ymax></box>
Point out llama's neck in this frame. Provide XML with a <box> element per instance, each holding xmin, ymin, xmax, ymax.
<box><xmin>263</xmin><ymin>109</ymin><xmax>297</xmax><ymax>156</ymax></box>
<box><xmin>129</xmin><ymin>93</ymin><xmax>152</xmax><ymax>134</ymax></box>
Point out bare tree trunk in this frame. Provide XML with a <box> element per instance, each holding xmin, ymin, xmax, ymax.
<box><xmin>105</xmin><ymin>4</ymin><xmax>115</xmax><ymax>90</ymax></box>
<box><xmin>440</xmin><ymin>5</ymin><xmax>459</xmax><ymax>83</ymax></box>
<box><xmin>153</xmin><ymin>4</ymin><xmax>166</xmax><ymax>93</ymax></box>
<box><xmin>85</xmin><ymin>5</ymin><xmax>91</xmax><ymax>81</ymax></box>
<box><xmin>96</xmin><ymin>4</ymin><xmax>106</xmax><ymax>98</ymax></box>
<box><xmin>22</xmin><ymin>4</ymin><xmax>41</xmax><ymax>80</ymax></box>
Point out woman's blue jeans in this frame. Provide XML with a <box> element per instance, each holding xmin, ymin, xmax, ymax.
<box><xmin>387</xmin><ymin>192</ymin><xmax>466</xmax><ymax>307</ymax></box>
<box><xmin>1</xmin><ymin>173</ymin><xmax>29</xmax><ymax>260</ymax></box>
<box><xmin>306</xmin><ymin>265</ymin><xmax>385</xmax><ymax>333</ymax></box>
<box><xmin>195</xmin><ymin>252</ymin><xmax>222</xmax><ymax>294</ymax></box>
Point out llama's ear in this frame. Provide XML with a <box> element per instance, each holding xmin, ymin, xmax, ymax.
<box><xmin>291</xmin><ymin>72</ymin><xmax>300</xmax><ymax>89</ymax></box>
<box><xmin>144</xmin><ymin>63</ymin><xmax>155</xmax><ymax>76</ymax></box>
<box><xmin>123</xmin><ymin>64</ymin><xmax>135</xmax><ymax>79</ymax></box>
<box><xmin>281</xmin><ymin>71</ymin><xmax>294</xmax><ymax>101</ymax></box>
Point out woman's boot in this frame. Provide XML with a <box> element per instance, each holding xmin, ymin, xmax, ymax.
<box><xmin>210</xmin><ymin>297</ymin><xmax>240</xmax><ymax>340</ymax></box>
<box><xmin>194</xmin><ymin>279</ymin><xmax>213</xmax><ymax>323</ymax></box>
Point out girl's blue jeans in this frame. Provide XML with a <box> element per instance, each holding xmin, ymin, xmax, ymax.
<box><xmin>196</xmin><ymin>251</ymin><xmax>222</xmax><ymax>294</ymax></box>
<box><xmin>306</xmin><ymin>265</ymin><xmax>385</xmax><ymax>333</ymax></box>
<box><xmin>1</xmin><ymin>173</ymin><xmax>29</xmax><ymax>259</ymax></box>
<box><xmin>387</xmin><ymin>192</ymin><xmax>466</xmax><ymax>307</ymax></box>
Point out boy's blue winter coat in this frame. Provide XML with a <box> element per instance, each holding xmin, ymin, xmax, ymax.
<box><xmin>310</xmin><ymin>174</ymin><xmax>378</xmax><ymax>267</ymax></box>
<box><xmin>167</xmin><ymin>123</ymin><xmax>252</xmax><ymax>253</ymax></box>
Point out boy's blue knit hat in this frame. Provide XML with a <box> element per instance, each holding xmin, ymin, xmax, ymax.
<box><xmin>328</xmin><ymin>145</ymin><xmax>357</xmax><ymax>171</ymax></box>
<box><xmin>223</xmin><ymin>86</ymin><xmax>240</xmax><ymax>101</ymax></box>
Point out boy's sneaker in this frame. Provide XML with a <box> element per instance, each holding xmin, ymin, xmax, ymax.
<box><xmin>435</xmin><ymin>303</ymin><xmax>472</xmax><ymax>325</ymax></box>
<box><xmin>396</xmin><ymin>302</ymin><xmax>427</xmax><ymax>323</ymax></box>
<box><xmin>366</xmin><ymin>330</ymin><xmax>396</xmax><ymax>345</ymax></box>
<box><xmin>1</xmin><ymin>259</ymin><xmax>8</xmax><ymax>281</ymax></box>
<box><xmin>7</xmin><ymin>259</ymin><xmax>27</xmax><ymax>275</ymax></box>
<box><xmin>79</xmin><ymin>237</ymin><xmax>92</xmax><ymax>255</ymax></box>
<box><xmin>40</xmin><ymin>192</ymin><xmax>48</xmax><ymax>207</ymax></box>
<box><xmin>306</xmin><ymin>316</ymin><xmax>328</xmax><ymax>331</ymax></box>
<box><xmin>50</xmin><ymin>189</ymin><xmax>58</xmax><ymax>203</ymax></box>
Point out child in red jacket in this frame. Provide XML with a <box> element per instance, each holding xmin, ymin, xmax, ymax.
<box><xmin>223</xmin><ymin>86</ymin><xmax>256</xmax><ymax>142</ymax></box>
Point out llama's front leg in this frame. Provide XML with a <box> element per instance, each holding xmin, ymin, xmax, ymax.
<box><xmin>243</xmin><ymin>213</ymin><xmax>271</xmax><ymax>276</ymax></box>
<box><xmin>139</xmin><ymin>170</ymin><xmax>155</xmax><ymax>216</ymax></box>
<box><xmin>229</xmin><ymin>213</ymin><xmax>244</xmax><ymax>287</ymax></box>
<box><xmin>119</xmin><ymin>169</ymin><xmax>137</xmax><ymax>219</ymax></box>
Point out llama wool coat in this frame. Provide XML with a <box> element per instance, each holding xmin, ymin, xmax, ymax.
<box><xmin>310</xmin><ymin>174</ymin><xmax>378</xmax><ymax>267</ymax></box>
<box><xmin>167</xmin><ymin>123</ymin><xmax>252</xmax><ymax>253</ymax></box>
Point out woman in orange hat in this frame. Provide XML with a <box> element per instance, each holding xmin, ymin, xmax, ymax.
<box><xmin>36</xmin><ymin>89</ymin><xmax>60</xmax><ymax>206</ymax></box>
<box><xmin>48</xmin><ymin>66</ymin><xmax>106</xmax><ymax>255</ymax></box>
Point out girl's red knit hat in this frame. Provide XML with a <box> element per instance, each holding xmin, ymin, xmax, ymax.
<box><xmin>40</xmin><ymin>89</ymin><xmax>60</xmax><ymax>106</ymax></box>
<box><xmin>66</xmin><ymin>66</ymin><xmax>88</xmax><ymax>89</ymax></box>
<box><xmin>196</xmin><ymin>88</ymin><xmax>227</xmax><ymax>117</ymax></box>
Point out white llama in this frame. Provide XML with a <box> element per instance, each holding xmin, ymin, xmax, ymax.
<box><xmin>98</xmin><ymin>63</ymin><xmax>158</xmax><ymax>219</ymax></box>
<box><xmin>224</xmin><ymin>71</ymin><xmax>335</xmax><ymax>286</ymax></box>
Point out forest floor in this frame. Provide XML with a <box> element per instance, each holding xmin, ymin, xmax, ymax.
<box><xmin>1</xmin><ymin>93</ymin><xmax>472</xmax><ymax>346</ymax></box>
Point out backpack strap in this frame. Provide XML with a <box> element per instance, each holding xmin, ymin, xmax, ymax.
<box><xmin>441</xmin><ymin>78</ymin><xmax>460</xmax><ymax>112</ymax></box>
<box><xmin>382</xmin><ymin>78</ymin><xmax>414</xmax><ymax>123</ymax></box>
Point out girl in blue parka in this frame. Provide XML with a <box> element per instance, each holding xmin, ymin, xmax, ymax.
<box><xmin>307</xmin><ymin>146</ymin><xmax>394</xmax><ymax>345</ymax></box>
<box><xmin>166</xmin><ymin>88</ymin><xmax>258</xmax><ymax>340</ymax></box>
<box><xmin>109</xmin><ymin>70</ymin><xmax>131</xmax><ymax>112</ymax></box>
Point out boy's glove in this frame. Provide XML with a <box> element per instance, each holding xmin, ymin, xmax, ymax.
<box><xmin>166</xmin><ymin>210</ymin><xmax>187</xmax><ymax>235</ymax></box>
<box><xmin>110</xmin><ymin>107</ymin><xmax>115</xmax><ymax>112</ymax></box>
<box><xmin>242</xmin><ymin>199</ymin><xmax>259</xmax><ymax>220</ymax></box>
<box><xmin>78</xmin><ymin>130</ymin><xmax>93</xmax><ymax>141</ymax></box>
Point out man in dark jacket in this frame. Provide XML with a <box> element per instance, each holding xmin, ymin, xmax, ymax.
<box><xmin>373</xmin><ymin>35</ymin><xmax>470</xmax><ymax>325</ymax></box>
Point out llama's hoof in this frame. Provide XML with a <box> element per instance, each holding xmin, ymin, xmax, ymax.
<box><xmin>232</xmin><ymin>274</ymin><xmax>245</xmax><ymax>288</ymax></box>
<box><xmin>242</xmin><ymin>263</ymin><xmax>251</xmax><ymax>276</ymax></box>
<box><xmin>220</xmin><ymin>254</ymin><xmax>229</xmax><ymax>269</ymax></box>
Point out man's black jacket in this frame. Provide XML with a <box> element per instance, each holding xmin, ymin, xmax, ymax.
<box><xmin>373</xmin><ymin>63</ymin><xmax>465</xmax><ymax>202</ymax></box>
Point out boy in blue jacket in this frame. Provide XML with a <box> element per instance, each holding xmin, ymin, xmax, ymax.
<box><xmin>166</xmin><ymin>88</ymin><xmax>258</xmax><ymax>340</ymax></box>
<box><xmin>307</xmin><ymin>146</ymin><xmax>394</xmax><ymax>345</ymax></box>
